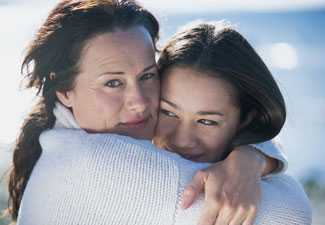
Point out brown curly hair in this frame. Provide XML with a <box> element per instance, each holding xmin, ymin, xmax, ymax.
<box><xmin>7</xmin><ymin>0</ymin><xmax>159</xmax><ymax>220</ymax></box>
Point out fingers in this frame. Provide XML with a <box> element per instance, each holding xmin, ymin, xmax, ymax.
<box><xmin>242</xmin><ymin>206</ymin><xmax>257</xmax><ymax>225</ymax></box>
<box><xmin>197</xmin><ymin>172</ymin><xmax>223</xmax><ymax>225</ymax></box>
<box><xmin>228</xmin><ymin>205</ymin><xmax>251</xmax><ymax>225</ymax></box>
<box><xmin>181</xmin><ymin>170</ymin><xmax>207</xmax><ymax>209</ymax></box>
<box><xmin>228</xmin><ymin>207</ymin><xmax>246</xmax><ymax>225</ymax></box>
<box><xmin>197</xmin><ymin>200</ymin><xmax>221</xmax><ymax>225</ymax></box>
<box><xmin>181</xmin><ymin>185</ymin><xmax>199</xmax><ymax>209</ymax></box>
<box><xmin>189</xmin><ymin>162</ymin><xmax>260</xmax><ymax>225</ymax></box>
<box><xmin>215</xmin><ymin>204</ymin><xmax>257</xmax><ymax>225</ymax></box>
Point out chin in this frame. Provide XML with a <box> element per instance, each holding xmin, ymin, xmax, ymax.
<box><xmin>126</xmin><ymin>128</ymin><xmax>154</xmax><ymax>140</ymax></box>
<box><xmin>131</xmin><ymin>134</ymin><xmax>153</xmax><ymax>140</ymax></box>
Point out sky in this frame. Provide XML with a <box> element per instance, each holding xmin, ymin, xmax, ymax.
<box><xmin>0</xmin><ymin>0</ymin><xmax>325</xmax><ymax>179</ymax></box>
<box><xmin>140</xmin><ymin>0</ymin><xmax>325</xmax><ymax>13</ymax></box>
<box><xmin>2</xmin><ymin>0</ymin><xmax>325</xmax><ymax>11</ymax></box>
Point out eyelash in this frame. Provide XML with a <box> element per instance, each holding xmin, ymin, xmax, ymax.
<box><xmin>104</xmin><ymin>72</ymin><xmax>157</xmax><ymax>88</ymax></box>
<box><xmin>140</xmin><ymin>72</ymin><xmax>157</xmax><ymax>81</ymax></box>
<box><xmin>197</xmin><ymin>119</ymin><xmax>219</xmax><ymax>126</ymax></box>
<box><xmin>105</xmin><ymin>79</ymin><xmax>122</xmax><ymax>88</ymax></box>
<box><xmin>160</xmin><ymin>109</ymin><xmax>178</xmax><ymax>118</ymax></box>
<box><xmin>160</xmin><ymin>109</ymin><xmax>219</xmax><ymax>126</ymax></box>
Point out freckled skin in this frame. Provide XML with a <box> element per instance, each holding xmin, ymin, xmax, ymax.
<box><xmin>154</xmin><ymin>67</ymin><xmax>242</xmax><ymax>163</ymax></box>
<box><xmin>58</xmin><ymin>26</ymin><xmax>160</xmax><ymax>139</ymax></box>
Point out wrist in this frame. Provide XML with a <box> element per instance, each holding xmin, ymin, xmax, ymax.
<box><xmin>232</xmin><ymin>145</ymin><xmax>267</xmax><ymax>176</ymax></box>
<box><xmin>250</xmin><ymin>146</ymin><xmax>268</xmax><ymax>176</ymax></box>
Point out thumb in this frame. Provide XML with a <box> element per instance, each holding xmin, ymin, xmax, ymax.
<box><xmin>181</xmin><ymin>170</ymin><xmax>206</xmax><ymax>209</ymax></box>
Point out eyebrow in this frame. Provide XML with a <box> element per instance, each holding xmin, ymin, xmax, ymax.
<box><xmin>161</xmin><ymin>98</ymin><xmax>224</xmax><ymax>117</ymax></box>
<box><xmin>161</xmin><ymin>98</ymin><xmax>180</xmax><ymax>109</ymax></box>
<box><xmin>99</xmin><ymin>64</ymin><xmax>157</xmax><ymax>76</ymax></box>
<box><xmin>197</xmin><ymin>111</ymin><xmax>224</xmax><ymax>116</ymax></box>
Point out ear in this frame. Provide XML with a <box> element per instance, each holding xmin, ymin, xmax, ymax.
<box><xmin>239</xmin><ymin>110</ymin><xmax>257</xmax><ymax>130</ymax></box>
<box><xmin>56</xmin><ymin>90</ymin><xmax>73</xmax><ymax>108</ymax></box>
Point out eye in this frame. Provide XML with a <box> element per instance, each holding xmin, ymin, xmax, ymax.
<box><xmin>160</xmin><ymin>109</ymin><xmax>178</xmax><ymax>118</ymax></box>
<box><xmin>140</xmin><ymin>72</ymin><xmax>157</xmax><ymax>81</ymax></box>
<box><xmin>105</xmin><ymin>79</ymin><xmax>123</xmax><ymax>88</ymax></box>
<box><xmin>197</xmin><ymin>119</ymin><xmax>219</xmax><ymax>126</ymax></box>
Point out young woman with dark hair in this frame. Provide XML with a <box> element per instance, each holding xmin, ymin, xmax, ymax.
<box><xmin>7</xmin><ymin>1</ymin><xmax>310</xmax><ymax>225</ymax></box>
<box><xmin>153</xmin><ymin>22</ymin><xmax>300</xmax><ymax>224</ymax></box>
<box><xmin>156</xmin><ymin>21</ymin><xmax>286</xmax><ymax>159</ymax></box>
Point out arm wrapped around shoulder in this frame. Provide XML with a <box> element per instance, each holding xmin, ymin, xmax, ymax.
<box><xmin>17</xmin><ymin>128</ymin><xmax>311</xmax><ymax>225</ymax></box>
<box><xmin>173</xmin><ymin>164</ymin><xmax>312</xmax><ymax>225</ymax></box>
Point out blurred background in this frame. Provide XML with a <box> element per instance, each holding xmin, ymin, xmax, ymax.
<box><xmin>0</xmin><ymin>0</ymin><xmax>324</xmax><ymax>224</ymax></box>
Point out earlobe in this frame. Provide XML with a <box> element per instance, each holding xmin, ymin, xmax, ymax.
<box><xmin>56</xmin><ymin>91</ymin><xmax>73</xmax><ymax>108</ymax></box>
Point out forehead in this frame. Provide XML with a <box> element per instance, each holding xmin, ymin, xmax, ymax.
<box><xmin>161</xmin><ymin>67</ymin><xmax>238</xmax><ymax>111</ymax></box>
<box><xmin>79</xmin><ymin>26</ymin><xmax>156</xmax><ymax>72</ymax></box>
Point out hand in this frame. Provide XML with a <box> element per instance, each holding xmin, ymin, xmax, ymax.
<box><xmin>181</xmin><ymin>146</ymin><xmax>266</xmax><ymax>225</ymax></box>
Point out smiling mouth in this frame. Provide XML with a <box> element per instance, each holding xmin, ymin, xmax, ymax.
<box><xmin>163</xmin><ymin>146</ymin><xmax>204</xmax><ymax>161</ymax></box>
<box><xmin>121</xmin><ymin>116</ymin><xmax>151</xmax><ymax>128</ymax></box>
<box><xmin>180</xmin><ymin>153</ymin><xmax>204</xmax><ymax>161</ymax></box>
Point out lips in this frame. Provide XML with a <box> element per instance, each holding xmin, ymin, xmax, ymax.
<box><xmin>121</xmin><ymin>116</ymin><xmax>150</xmax><ymax>128</ymax></box>
<box><xmin>163</xmin><ymin>145</ymin><xmax>204</xmax><ymax>161</ymax></box>
<box><xmin>180</xmin><ymin>153</ymin><xmax>204</xmax><ymax>161</ymax></box>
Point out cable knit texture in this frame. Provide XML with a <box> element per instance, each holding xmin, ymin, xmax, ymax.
<box><xmin>16</xmin><ymin>103</ymin><xmax>311</xmax><ymax>225</ymax></box>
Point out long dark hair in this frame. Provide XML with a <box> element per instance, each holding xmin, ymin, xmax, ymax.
<box><xmin>7</xmin><ymin>0</ymin><xmax>159</xmax><ymax>220</ymax></box>
<box><xmin>158</xmin><ymin>21</ymin><xmax>286</xmax><ymax>148</ymax></box>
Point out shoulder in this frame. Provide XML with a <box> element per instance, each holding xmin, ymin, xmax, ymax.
<box><xmin>258</xmin><ymin>174</ymin><xmax>312</xmax><ymax>225</ymax></box>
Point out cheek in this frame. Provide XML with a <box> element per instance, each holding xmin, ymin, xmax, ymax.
<box><xmin>154</xmin><ymin>116</ymin><xmax>176</xmax><ymax>147</ymax></box>
<box><xmin>198</xmin><ymin>128</ymin><xmax>235</xmax><ymax>161</ymax></box>
<box><xmin>144</xmin><ymin>80</ymin><xmax>160</xmax><ymax>106</ymax></box>
<box><xmin>201</xmin><ymin>130</ymin><xmax>229</xmax><ymax>151</ymax></box>
<box><xmin>155</xmin><ymin>116</ymin><xmax>175</xmax><ymax>137</ymax></box>
<box><xmin>94</xmin><ymin>90</ymin><xmax>124</xmax><ymax>118</ymax></box>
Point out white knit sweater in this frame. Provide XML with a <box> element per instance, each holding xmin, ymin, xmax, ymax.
<box><xmin>17</xmin><ymin>103</ymin><xmax>312</xmax><ymax>225</ymax></box>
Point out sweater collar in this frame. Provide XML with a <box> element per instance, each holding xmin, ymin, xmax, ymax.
<box><xmin>53</xmin><ymin>102</ymin><xmax>80</xmax><ymax>129</ymax></box>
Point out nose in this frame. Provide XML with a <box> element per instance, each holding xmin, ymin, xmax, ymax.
<box><xmin>124</xmin><ymin>84</ymin><xmax>148</xmax><ymax>114</ymax></box>
<box><xmin>169</xmin><ymin>123</ymin><xmax>198</xmax><ymax>152</ymax></box>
